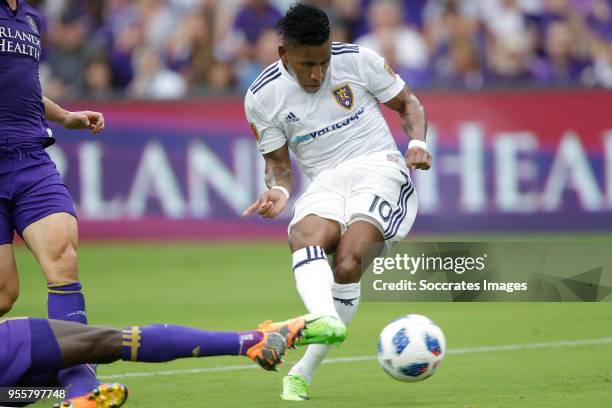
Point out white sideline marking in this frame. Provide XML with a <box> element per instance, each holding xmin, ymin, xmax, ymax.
<box><xmin>99</xmin><ymin>337</ymin><xmax>612</xmax><ymax>380</ymax></box>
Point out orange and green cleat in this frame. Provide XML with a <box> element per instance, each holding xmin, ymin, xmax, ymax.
<box><xmin>256</xmin><ymin>315</ymin><xmax>307</xmax><ymax>349</ymax></box>
<box><xmin>54</xmin><ymin>383</ymin><xmax>128</xmax><ymax>408</ymax></box>
<box><xmin>246</xmin><ymin>331</ymin><xmax>287</xmax><ymax>371</ymax></box>
<box><xmin>261</xmin><ymin>314</ymin><xmax>347</xmax><ymax>348</ymax></box>
<box><xmin>247</xmin><ymin>315</ymin><xmax>308</xmax><ymax>371</ymax></box>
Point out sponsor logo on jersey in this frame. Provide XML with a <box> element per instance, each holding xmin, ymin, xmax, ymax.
<box><xmin>332</xmin><ymin>83</ymin><xmax>354</xmax><ymax>110</ymax></box>
<box><xmin>0</xmin><ymin>25</ymin><xmax>42</xmax><ymax>61</ymax></box>
<box><xmin>290</xmin><ymin>106</ymin><xmax>365</xmax><ymax>145</ymax></box>
<box><xmin>285</xmin><ymin>112</ymin><xmax>300</xmax><ymax>123</ymax></box>
<box><xmin>26</xmin><ymin>16</ymin><xmax>39</xmax><ymax>35</ymax></box>
<box><xmin>249</xmin><ymin>123</ymin><xmax>260</xmax><ymax>141</ymax></box>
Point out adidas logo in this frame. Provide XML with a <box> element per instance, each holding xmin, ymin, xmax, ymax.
<box><xmin>285</xmin><ymin>112</ymin><xmax>300</xmax><ymax>123</ymax></box>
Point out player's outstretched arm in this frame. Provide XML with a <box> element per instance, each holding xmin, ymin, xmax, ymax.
<box><xmin>384</xmin><ymin>87</ymin><xmax>431</xmax><ymax>171</ymax></box>
<box><xmin>43</xmin><ymin>96</ymin><xmax>105</xmax><ymax>134</ymax></box>
<box><xmin>243</xmin><ymin>144</ymin><xmax>294</xmax><ymax>219</ymax></box>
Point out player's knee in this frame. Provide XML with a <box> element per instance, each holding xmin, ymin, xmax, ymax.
<box><xmin>333</xmin><ymin>253</ymin><xmax>361</xmax><ymax>284</ymax></box>
<box><xmin>0</xmin><ymin>289</ymin><xmax>19</xmax><ymax>316</ymax></box>
<box><xmin>289</xmin><ymin>228</ymin><xmax>313</xmax><ymax>252</ymax></box>
<box><xmin>43</xmin><ymin>244</ymin><xmax>79</xmax><ymax>283</ymax></box>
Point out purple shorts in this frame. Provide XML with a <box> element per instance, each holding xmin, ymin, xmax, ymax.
<box><xmin>0</xmin><ymin>317</ymin><xmax>62</xmax><ymax>387</ymax></box>
<box><xmin>0</xmin><ymin>147</ymin><xmax>76</xmax><ymax>245</ymax></box>
<box><xmin>0</xmin><ymin>318</ymin><xmax>32</xmax><ymax>386</ymax></box>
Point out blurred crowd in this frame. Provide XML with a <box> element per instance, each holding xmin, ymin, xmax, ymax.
<box><xmin>32</xmin><ymin>0</ymin><xmax>612</xmax><ymax>100</ymax></box>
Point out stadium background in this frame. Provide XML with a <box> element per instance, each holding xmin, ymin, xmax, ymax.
<box><xmin>7</xmin><ymin>0</ymin><xmax>612</xmax><ymax>407</ymax></box>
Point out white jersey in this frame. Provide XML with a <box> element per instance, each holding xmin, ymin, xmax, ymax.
<box><xmin>244</xmin><ymin>43</ymin><xmax>406</xmax><ymax>180</ymax></box>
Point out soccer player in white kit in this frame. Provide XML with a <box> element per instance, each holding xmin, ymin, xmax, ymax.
<box><xmin>243</xmin><ymin>3</ymin><xmax>431</xmax><ymax>401</ymax></box>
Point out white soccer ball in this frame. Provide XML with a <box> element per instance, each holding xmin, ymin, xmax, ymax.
<box><xmin>377</xmin><ymin>314</ymin><xmax>446</xmax><ymax>382</ymax></box>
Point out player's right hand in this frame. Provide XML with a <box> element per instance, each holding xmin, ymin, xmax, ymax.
<box><xmin>242</xmin><ymin>189</ymin><xmax>288</xmax><ymax>219</ymax></box>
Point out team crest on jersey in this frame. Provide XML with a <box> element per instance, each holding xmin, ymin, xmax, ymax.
<box><xmin>249</xmin><ymin>123</ymin><xmax>260</xmax><ymax>141</ymax></box>
<box><xmin>332</xmin><ymin>83</ymin><xmax>354</xmax><ymax>110</ymax></box>
<box><xmin>26</xmin><ymin>16</ymin><xmax>39</xmax><ymax>35</ymax></box>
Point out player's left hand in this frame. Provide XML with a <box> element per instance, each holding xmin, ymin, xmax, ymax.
<box><xmin>406</xmin><ymin>147</ymin><xmax>432</xmax><ymax>171</ymax></box>
<box><xmin>63</xmin><ymin>111</ymin><xmax>105</xmax><ymax>134</ymax></box>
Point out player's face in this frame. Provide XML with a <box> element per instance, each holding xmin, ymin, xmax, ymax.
<box><xmin>280</xmin><ymin>40</ymin><xmax>332</xmax><ymax>93</ymax></box>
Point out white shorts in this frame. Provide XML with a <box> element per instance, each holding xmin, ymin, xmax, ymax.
<box><xmin>289</xmin><ymin>151</ymin><xmax>418</xmax><ymax>251</ymax></box>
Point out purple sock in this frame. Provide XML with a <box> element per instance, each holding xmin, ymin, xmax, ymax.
<box><xmin>121</xmin><ymin>324</ymin><xmax>264</xmax><ymax>362</ymax></box>
<box><xmin>48</xmin><ymin>282</ymin><xmax>88</xmax><ymax>324</ymax></box>
<box><xmin>48</xmin><ymin>282</ymin><xmax>98</xmax><ymax>398</ymax></box>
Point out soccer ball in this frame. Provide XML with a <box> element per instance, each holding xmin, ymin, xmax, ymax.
<box><xmin>377</xmin><ymin>314</ymin><xmax>446</xmax><ymax>382</ymax></box>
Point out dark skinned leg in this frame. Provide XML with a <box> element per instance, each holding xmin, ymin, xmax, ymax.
<box><xmin>286</xmin><ymin>220</ymin><xmax>382</xmax><ymax>383</ymax></box>
<box><xmin>288</xmin><ymin>214</ymin><xmax>344</xmax><ymax>319</ymax></box>
<box><xmin>333</xmin><ymin>220</ymin><xmax>385</xmax><ymax>284</ymax></box>
<box><xmin>49</xmin><ymin>320</ymin><xmax>122</xmax><ymax>368</ymax></box>
<box><xmin>288</xmin><ymin>214</ymin><xmax>342</xmax><ymax>253</ymax></box>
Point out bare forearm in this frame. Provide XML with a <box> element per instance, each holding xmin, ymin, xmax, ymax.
<box><xmin>385</xmin><ymin>87</ymin><xmax>432</xmax><ymax>170</ymax></box>
<box><xmin>401</xmin><ymin>93</ymin><xmax>428</xmax><ymax>143</ymax></box>
<box><xmin>265</xmin><ymin>162</ymin><xmax>294</xmax><ymax>191</ymax></box>
<box><xmin>43</xmin><ymin>96</ymin><xmax>68</xmax><ymax>125</ymax></box>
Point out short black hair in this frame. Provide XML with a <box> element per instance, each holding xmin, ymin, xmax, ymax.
<box><xmin>277</xmin><ymin>3</ymin><xmax>330</xmax><ymax>47</ymax></box>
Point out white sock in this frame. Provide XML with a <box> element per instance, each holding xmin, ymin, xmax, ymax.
<box><xmin>293</xmin><ymin>246</ymin><xmax>339</xmax><ymax>318</ymax></box>
<box><xmin>331</xmin><ymin>282</ymin><xmax>361</xmax><ymax>324</ymax></box>
<box><xmin>289</xmin><ymin>282</ymin><xmax>361</xmax><ymax>383</ymax></box>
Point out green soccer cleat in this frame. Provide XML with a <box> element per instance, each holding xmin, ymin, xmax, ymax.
<box><xmin>281</xmin><ymin>375</ymin><xmax>310</xmax><ymax>401</ymax></box>
<box><xmin>295</xmin><ymin>314</ymin><xmax>347</xmax><ymax>347</ymax></box>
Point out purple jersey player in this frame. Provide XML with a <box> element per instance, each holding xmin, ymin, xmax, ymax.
<box><xmin>0</xmin><ymin>0</ymin><xmax>105</xmax><ymax>402</ymax></box>
<box><xmin>0</xmin><ymin>315</ymin><xmax>315</xmax><ymax>407</ymax></box>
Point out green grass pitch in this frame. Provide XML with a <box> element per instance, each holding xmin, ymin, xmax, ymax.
<box><xmin>8</xmin><ymin>239</ymin><xmax>612</xmax><ymax>408</ymax></box>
